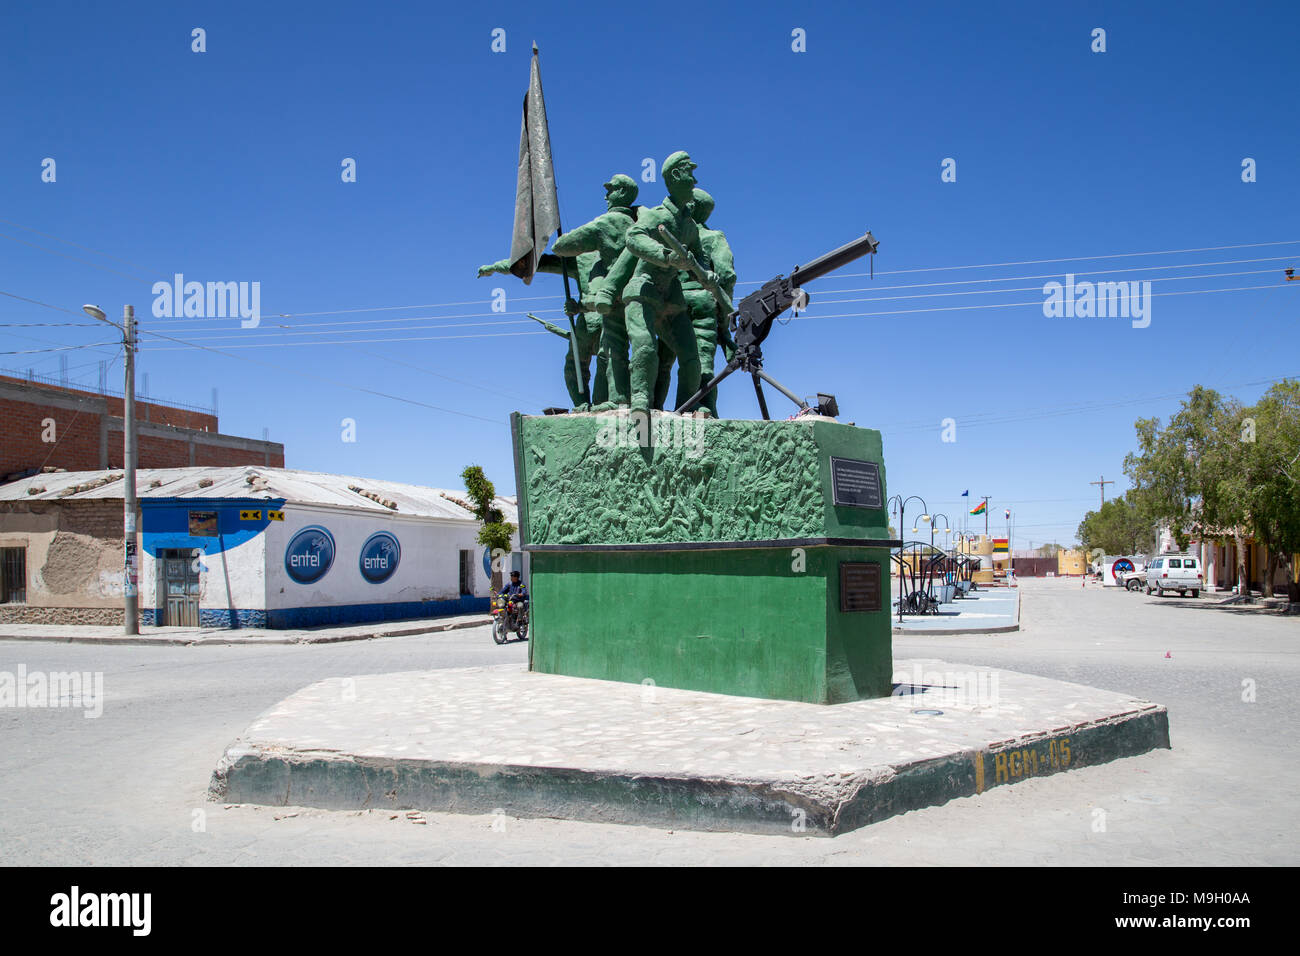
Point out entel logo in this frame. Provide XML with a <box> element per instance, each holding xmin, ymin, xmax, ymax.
<box><xmin>285</xmin><ymin>526</ymin><xmax>335</xmax><ymax>584</ymax></box>
<box><xmin>359</xmin><ymin>531</ymin><xmax>400</xmax><ymax>584</ymax></box>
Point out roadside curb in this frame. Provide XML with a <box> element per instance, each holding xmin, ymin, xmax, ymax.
<box><xmin>0</xmin><ymin>616</ymin><xmax>491</xmax><ymax>648</ymax></box>
<box><xmin>893</xmin><ymin>589</ymin><xmax>1021</xmax><ymax>636</ymax></box>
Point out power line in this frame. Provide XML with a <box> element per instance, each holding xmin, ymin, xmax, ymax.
<box><xmin>0</xmin><ymin>290</ymin><xmax>81</xmax><ymax>315</ymax></box>
<box><xmin>146</xmin><ymin>255</ymin><xmax>1300</xmax><ymax>331</ymax></box>
<box><xmin>807</xmin><ymin>268</ymin><xmax>1279</xmax><ymax>308</ymax></box>
<box><xmin>2</xmin><ymin>342</ymin><xmax>121</xmax><ymax>355</ymax></box>
<box><xmin>134</xmin><ymin>327</ymin><xmax>510</xmax><ymax>424</ymax></box>
<box><xmin>269</xmin><ymin>294</ymin><xmax>561</xmax><ymax>318</ymax></box>
<box><xmin>798</xmin><ymin>255</ymin><xmax>1298</xmax><ymax>295</ymax></box>
<box><xmin>351</xmin><ymin>348</ymin><xmax>552</xmax><ymax>408</ymax></box>
<box><xmin>4</xmin><ymin>219</ymin><xmax>1296</xmax><ymax>429</ymax></box>
<box><xmin>0</xmin><ymin>217</ymin><xmax>160</xmax><ymax>275</ymax></box>
<box><xmin>737</xmin><ymin>239</ymin><xmax>1300</xmax><ymax>285</ymax></box>
<box><xmin>149</xmin><ymin>309</ymin><xmax>557</xmax><ymax>333</ymax></box>
<box><xmin>148</xmin><ymin>258</ymin><xmax>1294</xmax><ymax>336</ymax></box>
<box><xmin>786</xmin><ymin>282</ymin><xmax>1288</xmax><ymax>322</ymax></box>
<box><xmin>137</xmin><ymin>281</ymin><xmax>1291</xmax><ymax>349</ymax></box>
<box><xmin>1</xmin><ymin>282</ymin><xmax>543</xmax><ymax>421</ymax></box>
<box><xmin>882</xmin><ymin>371</ymin><xmax>1297</xmax><ymax>435</ymax></box>
<box><xmin>4</xmin><ymin>211</ymin><xmax>1294</xmax><ymax>327</ymax></box>
<box><xmin>141</xmin><ymin>328</ymin><xmax>551</xmax><ymax>350</ymax></box>
<box><xmin>0</xmin><ymin>231</ymin><xmax>151</xmax><ymax>283</ymax></box>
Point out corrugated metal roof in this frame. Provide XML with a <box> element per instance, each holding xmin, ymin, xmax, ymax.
<box><xmin>0</xmin><ymin>466</ymin><xmax>517</xmax><ymax>522</ymax></box>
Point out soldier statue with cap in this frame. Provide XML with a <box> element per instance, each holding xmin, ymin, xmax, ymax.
<box><xmin>479</xmin><ymin>174</ymin><xmax>640</xmax><ymax>409</ymax></box>
<box><xmin>653</xmin><ymin>187</ymin><xmax>737</xmax><ymax>415</ymax></box>
<box><xmin>593</xmin><ymin>150</ymin><xmax>713</xmax><ymax>412</ymax></box>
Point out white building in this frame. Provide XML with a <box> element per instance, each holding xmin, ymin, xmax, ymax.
<box><xmin>0</xmin><ymin>466</ymin><xmax>520</xmax><ymax>628</ymax></box>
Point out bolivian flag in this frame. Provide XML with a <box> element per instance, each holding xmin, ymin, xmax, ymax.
<box><xmin>970</xmin><ymin>501</ymin><xmax>987</xmax><ymax>516</ymax></box>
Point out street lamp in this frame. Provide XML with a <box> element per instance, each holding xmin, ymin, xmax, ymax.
<box><xmin>84</xmin><ymin>304</ymin><xmax>139</xmax><ymax>635</ymax></box>
<box><xmin>928</xmin><ymin>512</ymin><xmax>954</xmax><ymax>590</ymax></box>
<box><xmin>928</xmin><ymin>512</ymin><xmax>952</xmax><ymax>549</ymax></box>
<box><xmin>888</xmin><ymin>494</ymin><xmax>929</xmax><ymax>623</ymax></box>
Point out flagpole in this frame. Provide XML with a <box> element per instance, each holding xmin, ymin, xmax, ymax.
<box><xmin>533</xmin><ymin>43</ymin><xmax>590</xmax><ymax>408</ymax></box>
<box><xmin>555</xmin><ymin>227</ymin><xmax>589</xmax><ymax>407</ymax></box>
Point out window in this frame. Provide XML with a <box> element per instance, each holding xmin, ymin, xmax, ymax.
<box><xmin>1</xmin><ymin>547</ymin><xmax>26</xmax><ymax>604</ymax></box>
<box><xmin>1184</xmin><ymin>558</ymin><xmax>1197</xmax><ymax>569</ymax></box>
<box><xmin>1168</xmin><ymin>559</ymin><xmax>1182</xmax><ymax>568</ymax></box>
<box><xmin>459</xmin><ymin>550</ymin><xmax>473</xmax><ymax>595</ymax></box>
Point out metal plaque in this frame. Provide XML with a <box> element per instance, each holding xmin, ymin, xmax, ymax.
<box><xmin>831</xmin><ymin>457</ymin><xmax>883</xmax><ymax>509</ymax></box>
<box><xmin>840</xmin><ymin>561</ymin><xmax>882</xmax><ymax>613</ymax></box>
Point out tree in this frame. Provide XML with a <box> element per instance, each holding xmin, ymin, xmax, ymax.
<box><xmin>461</xmin><ymin>465</ymin><xmax>516</xmax><ymax>591</ymax></box>
<box><xmin>1124</xmin><ymin>387</ymin><xmax>1251</xmax><ymax>594</ymax></box>
<box><xmin>1122</xmin><ymin>381</ymin><xmax>1300</xmax><ymax>598</ymax></box>
<box><xmin>1075</xmin><ymin>494</ymin><xmax>1154</xmax><ymax>556</ymax></box>
<box><xmin>1242</xmin><ymin>381</ymin><xmax>1300</xmax><ymax>598</ymax></box>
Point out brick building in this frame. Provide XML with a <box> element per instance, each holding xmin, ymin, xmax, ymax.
<box><xmin>0</xmin><ymin>373</ymin><xmax>283</xmax><ymax>482</ymax></box>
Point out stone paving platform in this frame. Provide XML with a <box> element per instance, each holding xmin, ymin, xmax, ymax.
<box><xmin>0</xmin><ymin>613</ymin><xmax>491</xmax><ymax>647</ymax></box>
<box><xmin>209</xmin><ymin>660</ymin><xmax>1169</xmax><ymax>836</ymax></box>
<box><xmin>892</xmin><ymin>587</ymin><xmax>1020</xmax><ymax>634</ymax></box>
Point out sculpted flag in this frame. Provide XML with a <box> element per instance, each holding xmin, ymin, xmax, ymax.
<box><xmin>508</xmin><ymin>44</ymin><xmax>561</xmax><ymax>284</ymax></box>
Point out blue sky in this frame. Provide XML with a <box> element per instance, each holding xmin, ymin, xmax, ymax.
<box><xmin>2</xmin><ymin>0</ymin><xmax>1296</xmax><ymax>546</ymax></box>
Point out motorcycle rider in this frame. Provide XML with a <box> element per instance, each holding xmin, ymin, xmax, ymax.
<box><xmin>501</xmin><ymin>569</ymin><xmax>527</xmax><ymax>599</ymax></box>
<box><xmin>500</xmin><ymin>570</ymin><xmax>528</xmax><ymax>630</ymax></box>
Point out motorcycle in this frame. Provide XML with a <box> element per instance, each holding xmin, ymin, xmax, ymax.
<box><xmin>491</xmin><ymin>589</ymin><xmax>529</xmax><ymax>644</ymax></box>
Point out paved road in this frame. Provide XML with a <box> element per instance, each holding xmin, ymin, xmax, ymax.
<box><xmin>1</xmin><ymin>578</ymin><xmax>1295</xmax><ymax>865</ymax></box>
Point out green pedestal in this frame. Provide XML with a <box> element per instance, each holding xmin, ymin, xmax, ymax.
<box><xmin>511</xmin><ymin>411</ymin><xmax>897</xmax><ymax>704</ymax></box>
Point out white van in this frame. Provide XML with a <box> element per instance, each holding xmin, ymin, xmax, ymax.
<box><xmin>1144</xmin><ymin>554</ymin><xmax>1203</xmax><ymax>597</ymax></box>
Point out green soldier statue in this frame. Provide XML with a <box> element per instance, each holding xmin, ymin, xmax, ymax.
<box><xmin>479</xmin><ymin>174</ymin><xmax>640</xmax><ymax>408</ymax></box>
<box><xmin>653</xmin><ymin>187</ymin><xmax>737</xmax><ymax>415</ymax></box>
<box><xmin>593</xmin><ymin>151</ymin><xmax>710</xmax><ymax>412</ymax></box>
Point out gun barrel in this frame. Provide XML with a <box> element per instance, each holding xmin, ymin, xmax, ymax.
<box><xmin>791</xmin><ymin>231</ymin><xmax>879</xmax><ymax>286</ymax></box>
<box><xmin>526</xmin><ymin>313</ymin><xmax>572</xmax><ymax>339</ymax></box>
<box><xmin>656</xmin><ymin>225</ymin><xmax>735</xmax><ymax>315</ymax></box>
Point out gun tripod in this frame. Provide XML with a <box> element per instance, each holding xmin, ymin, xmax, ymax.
<box><xmin>675</xmin><ymin>355</ymin><xmax>809</xmax><ymax>420</ymax></box>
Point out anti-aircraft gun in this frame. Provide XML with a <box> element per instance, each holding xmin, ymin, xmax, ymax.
<box><xmin>661</xmin><ymin>227</ymin><xmax>879</xmax><ymax>419</ymax></box>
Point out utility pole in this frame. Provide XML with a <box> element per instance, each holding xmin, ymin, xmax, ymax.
<box><xmin>1007</xmin><ymin>508</ymin><xmax>1014</xmax><ymax>580</ymax></box>
<box><xmin>83</xmin><ymin>304</ymin><xmax>139</xmax><ymax>635</ymax></box>
<box><xmin>1090</xmin><ymin>475</ymin><xmax>1114</xmax><ymax>510</ymax></box>
<box><xmin>123</xmin><ymin>305</ymin><xmax>138</xmax><ymax>635</ymax></box>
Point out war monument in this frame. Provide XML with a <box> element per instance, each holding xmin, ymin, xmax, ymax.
<box><xmin>210</xmin><ymin>45</ymin><xmax>1170</xmax><ymax>836</ymax></box>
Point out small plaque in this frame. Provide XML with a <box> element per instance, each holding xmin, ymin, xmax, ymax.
<box><xmin>188</xmin><ymin>510</ymin><xmax>218</xmax><ymax>536</ymax></box>
<box><xmin>831</xmin><ymin>457</ymin><xmax>882</xmax><ymax>509</ymax></box>
<box><xmin>840</xmin><ymin>561</ymin><xmax>882</xmax><ymax>612</ymax></box>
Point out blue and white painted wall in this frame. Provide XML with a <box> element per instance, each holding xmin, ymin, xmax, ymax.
<box><xmin>139</xmin><ymin>498</ymin><xmax>276</xmax><ymax>627</ymax></box>
<box><xmin>263</xmin><ymin>505</ymin><xmax>496</xmax><ymax>628</ymax></box>
<box><xmin>137</xmin><ymin>496</ymin><xmax>519</xmax><ymax>629</ymax></box>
